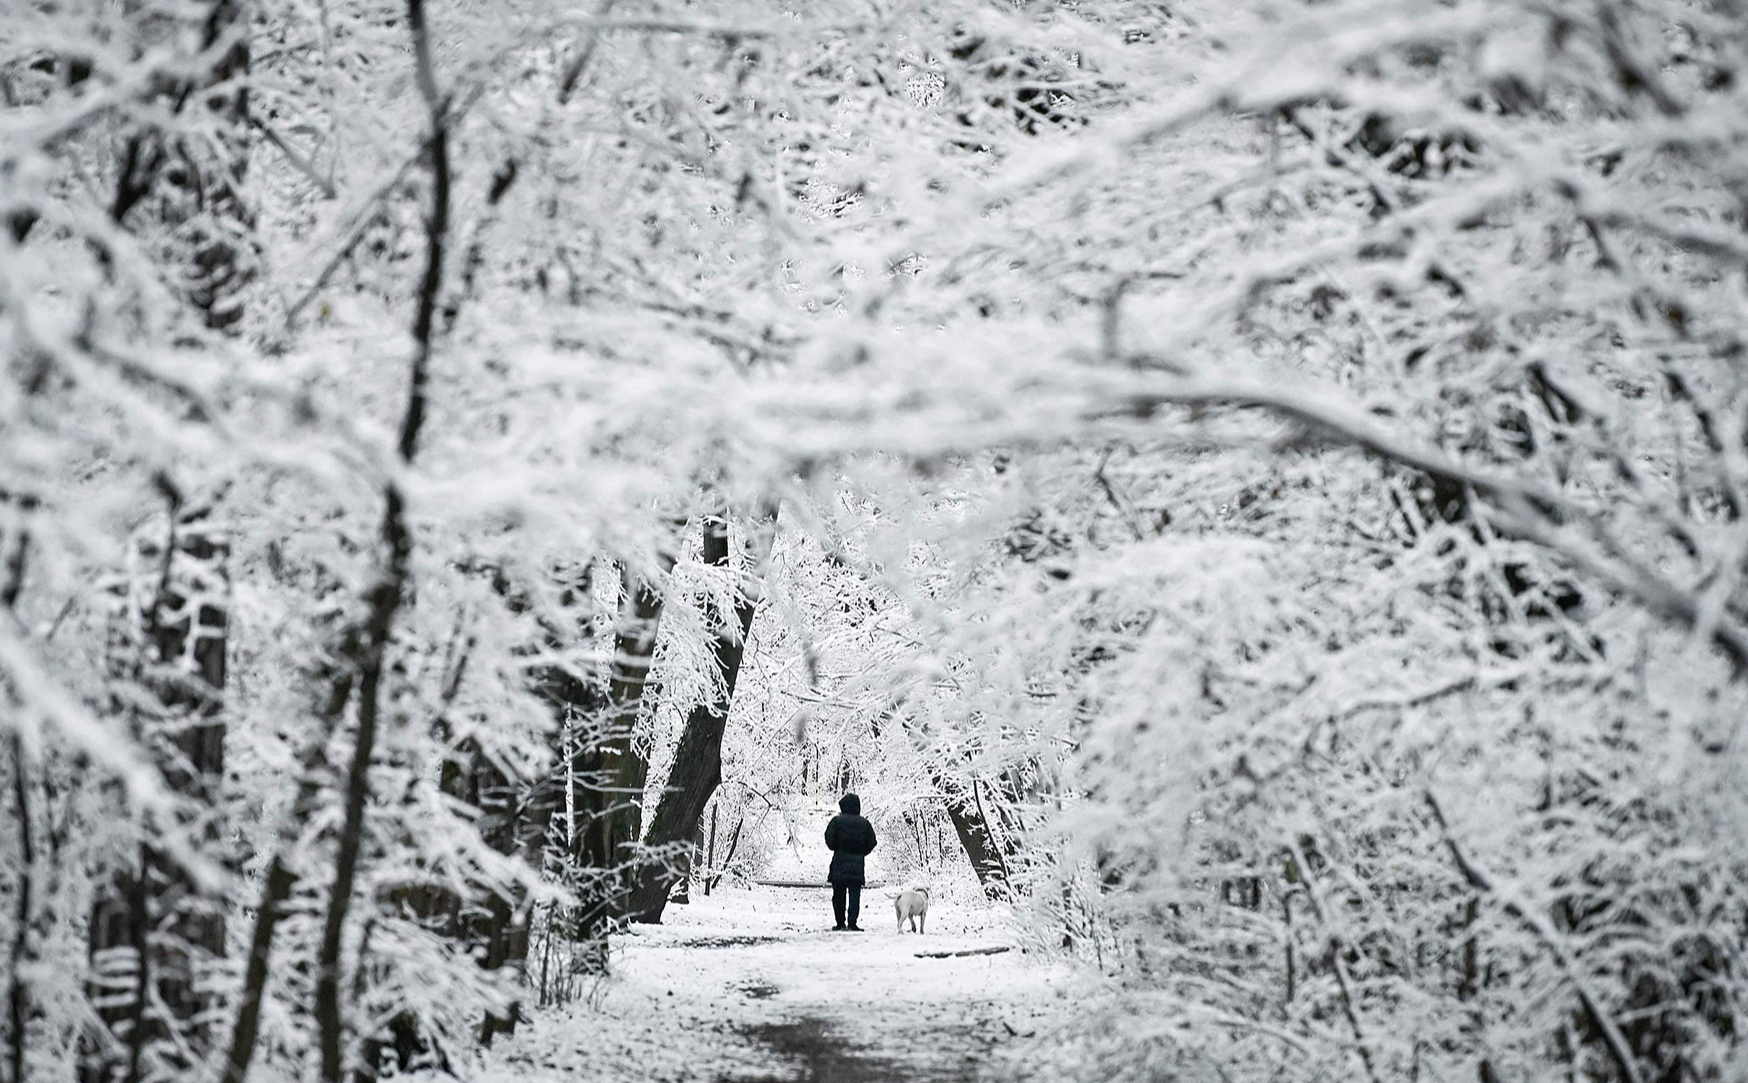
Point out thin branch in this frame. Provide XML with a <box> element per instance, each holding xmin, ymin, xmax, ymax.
<box><xmin>282</xmin><ymin>82</ymin><xmax>482</xmax><ymax>328</ymax></box>
<box><xmin>559</xmin><ymin>16</ymin><xmax>862</xmax><ymax>39</ymax></box>
<box><xmin>1105</xmin><ymin>372</ymin><xmax>1748</xmax><ymax>676</ymax></box>
<box><xmin>1424</xmin><ymin>789</ymin><xmax>1645</xmax><ymax>1083</ymax></box>
<box><xmin>248</xmin><ymin>114</ymin><xmax>337</xmax><ymax>198</ymax></box>
<box><xmin>1287</xmin><ymin>836</ymin><xmax>1381</xmax><ymax>1083</ymax></box>
<box><xmin>311</xmin><ymin>0</ymin><xmax>453</xmax><ymax>1075</ymax></box>
<box><xmin>557</xmin><ymin>0</ymin><xmax>621</xmax><ymax>105</ymax></box>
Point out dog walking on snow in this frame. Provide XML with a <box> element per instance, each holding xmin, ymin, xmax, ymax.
<box><xmin>894</xmin><ymin>887</ymin><xmax>930</xmax><ymax>933</ymax></box>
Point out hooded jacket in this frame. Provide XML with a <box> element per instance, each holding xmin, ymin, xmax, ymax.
<box><xmin>824</xmin><ymin>793</ymin><xmax>877</xmax><ymax>885</ymax></box>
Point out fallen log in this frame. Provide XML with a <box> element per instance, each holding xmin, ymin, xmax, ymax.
<box><xmin>914</xmin><ymin>945</ymin><xmax>1012</xmax><ymax>958</ymax></box>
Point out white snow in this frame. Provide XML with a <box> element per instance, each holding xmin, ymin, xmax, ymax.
<box><xmin>438</xmin><ymin>886</ymin><xmax>1080</xmax><ymax>1083</ymax></box>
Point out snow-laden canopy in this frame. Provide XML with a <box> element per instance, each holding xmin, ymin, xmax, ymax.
<box><xmin>3</xmin><ymin>1</ymin><xmax>1747</xmax><ymax>1081</ymax></box>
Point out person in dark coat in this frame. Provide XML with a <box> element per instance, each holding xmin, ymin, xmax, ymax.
<box><xmin>824</xmin><ymin>793</ymin><xmax>877</xmax><ymax>931</ymax></box>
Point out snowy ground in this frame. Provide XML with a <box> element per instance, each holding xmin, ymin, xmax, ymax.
<box><xmin>455</xmin><ymin>885</ymin><xmax>1084</xmax><ymax>1082</ymax></box>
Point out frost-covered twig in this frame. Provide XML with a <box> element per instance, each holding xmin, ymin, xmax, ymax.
<box><xmin>248</xmin><ymin>114</ymin><xmax>337</xmax><ymax>199</ymax></box>
<box><xmin>310</xmin><ymin>0</ymin><xmax>453</xmax><ymax>1075</ymax></box>
<box><xmin>1423</xmin><ymin>790</ymin><xmax>1644</xmax><ymax>1083</ymax></box>
<box><xmin>1285</xmin><ymin>836</ymin><xmax>1381</xmax><ymax>1083</ymax></box>
<box><xmin>281</xmin><ymin>82</ymin><xmax>482</xmax><ymax>329</ymax></box>
<box><xmin>1107</xmin><ymin>373</ymin><xmax>1748</xmax><ymax>677</ymax></box>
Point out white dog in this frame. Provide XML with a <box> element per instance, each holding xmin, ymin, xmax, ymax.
<box><xmin>894</xmin><ymin>887</ymin><xmax>930</xmax><ymax>933</ymax></box>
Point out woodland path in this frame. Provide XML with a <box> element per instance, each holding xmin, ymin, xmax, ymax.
<box><xmin>475</xmin><ymin>886</ymin><xmax>1071</xmax><ymax>1083</ymax></box>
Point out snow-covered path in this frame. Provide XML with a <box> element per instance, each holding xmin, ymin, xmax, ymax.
<box><xmin>472</xmin><ymin>886</ymin><xmax>1076</xmax><ymax>1083</ymax></box>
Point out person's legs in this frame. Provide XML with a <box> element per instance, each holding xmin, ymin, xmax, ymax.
<box><xmin>847</xmin><ymin>884</ymin><xmax>862</xmax><ymax>929</ymax></box>
<box><xmin>831</xmin><ymin>882</ymin><xmax>847</xmax><ymax>929</ymax></box>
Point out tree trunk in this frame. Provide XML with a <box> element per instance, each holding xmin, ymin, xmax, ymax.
<box><xmin>622</xmin><ymin>512</ymin><xmax>774</xmax><ymax>924</ymax></box>
<box><xmin>309</xmin><ymin>489</ymin><xmax>415</xmax><ymax>1083</ymax></box>
<box><xmin>899</xmin><ymin>711</ymin><xmax>1020</xmax><ymax>902</ymax></box>
<box><xmin>215</xmin><ymin>606</ymin><xmax>365</xmax><ymax>1083</ymax></box>
<box><xmin>703</xmin><ymin>803</ymin><xmax>718</xmax><ymax>897</ymax></box>
<box><xmin>84</xmin><ymin>503</ymin><xmax>230</xmax><ymax>1083</ymax></box>
<box><xmin>504</xmin><ymin>552</ymin><xmax>674</xmax><ymax>949</ymax></box>
<box><xmin>572</xmin><ymin>558</ymin><xmax>672</xmax><ymax>934</ymax></box>
<box><xmin>938</xmin><ymin>776</ymin><xmax>1013</xmax><ymax>901</ymax></box>
<box><xmin>476</xmin><ymin>892</ymin><xmax>516</xmax><ymax>1045</ymax></box>
<box><xmin>310</xmin><ymin>3</ymin><xmax>448</xmax><ymax>1073</ymax></box>
<box><xmin>2</xmin><ymin>509</ymin><xmax>34</xmax><ymax>1083</ymax></box>
<box><xmin>78</xmin><ymin>0</ymin><xmax>253</xmax><ymax>1061</ymax></box>
<box><xmin>519</xmin><ymin>598</ymin><xmax>606</xmax><ymax>957</ymax></box>
<box><xmin>671</xmin><ymin>821</ymin><xmax>707</xmax><ymax>906</ymax></box>
<box><xmin>475</xmin><ymin>735</ymin><xmax>544</xmax><ymax>1046</ymax></box>
<box><xmin>706</xmin><ymin>810</ymin><xmax>745</xmax><ymax>894</ymax></box>
<box><xmin>8</xmin><ymin>731</ymin><xmax>36</xmax><ymax>1083</ymax></box>
<box><xmin>182</xmin><ymin>0</ymin><xmax>254</xmax><ymax>330</ymax></box>
<box><xmin>105</xmin><ymin>0</ymin><xmax>254</xmax><ymax>329</ymax></box>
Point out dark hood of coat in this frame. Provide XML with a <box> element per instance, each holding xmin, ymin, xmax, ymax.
<box><xmin>839</xmin><ymin>793</ymin><xmax>860</xmax><ymax>815</ymax></box>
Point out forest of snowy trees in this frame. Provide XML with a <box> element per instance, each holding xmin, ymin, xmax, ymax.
<box><xmin>3</xmin><ymin>0</ymin><xmax>1747</xmax><ymax>1080</ymax></box>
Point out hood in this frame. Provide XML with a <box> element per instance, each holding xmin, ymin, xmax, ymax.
<box><xmin>838</xmin><ymin>793</ymin><xmax>861</xmax><ymax>815</ymax></box>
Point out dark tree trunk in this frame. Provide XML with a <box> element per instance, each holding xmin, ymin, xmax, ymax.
<box><xmin>589</xmin><ymin>565</ymin><xmax>671</xmax><ymax>892</ymax></box>
<box><xmin>2</xmin><ymin>508</ymin><xmax>33</xmax><ymax>1083</ymax></box>
<box><xmin>521</xmin><ymin>611</ymin><xmax>606</xmax><ymax>956</ymax></box>
<box><xmin>562</xmin><ymin>558</ymin><xmax>672</xmax><ymax>947</ymax></box>
<box><xmin>216</xmin><ymin>616</ymin><xmax>360</xmax><ymax>1083</ymax></box>
<box><xmin>106</xmin><ymin>0</ymin><xmax>254</xmax><ymax>329</ymax></box>
<box><xmin>623</xmin><ymin>512</ymin><xmax>774</xmax><ymax>924</ymax></box>
<box><xmin>181</xmin><ymin>0</ymin><xmax>254</xmax><ymax>330</ymax></box>
<box><xmin>895</xmin><ymin>709</ymin><xmax>1018</xmax><ymax>902</ymax></box>
<box><xmin>310</xmin><ymin>488</ymin><xmax>415</xmax><ymax>1083</ymax></box>
<box><xmin>75</xmin><ymin>2</ymin><xmax>254</xmax><ymax>1052</ymax></box>
<box><xmin>8</xmin><ymin>731</ymin><xmax>36</xmax><ymax>1083</ymax></box>
<box><xmin>938</xmin><ymin>776</ymin><xmax>1014</xmax><ymax>901</ymax></box>
<box><xmin>478</xmin><ymin>550</ymin><xmax>675</xmax><ymax>971</ymax></box>
<box><xmin>310</xmin><ymin>2</ymin><xmax>448</xmax><ymax>1073</ymax></box>
<box><xmin>476</xmin><ymin>891</ymin><xmax>516</xmax><ymax>1045</ymax></box>
<box><xmin>83</xmin><ymin>503</ymin><xmax>230</xmax><ymax>1083</ymax></box>
<box><xmin>703</xmin><ymin>803</ymin><xmax>718</xmax><ymax>897</ymax></box>
<box><xmin>670</xmin><ymin>821</ymin><xmax>707</xmax><ymax>906</ymax></box>
<box><xmin>705</xmin><ymin>809</ymin><xmax>745</xmax><ymax>894</ymax></box>
<box><xmin>474</xmin><ymin>742</ymin><xmax>538</xmax><ymax>1046</ymax></box>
